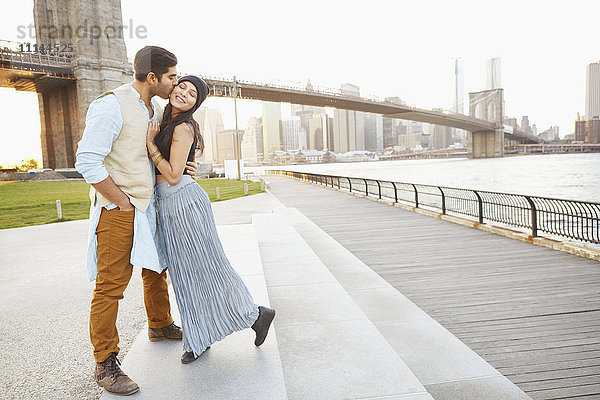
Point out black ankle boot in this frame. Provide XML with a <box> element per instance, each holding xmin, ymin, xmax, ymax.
<box><xmin>181</xmin><ymin>346</ymin><xmax>210</xmax><ymax>364</ymax></box>
<box><xmin>181</xmin><ymin>351</ymin><xmax>198</xmax><ymax>364</ymax></box>
<box><xmin>251</xmin><ymin>306</ymin><xmax>276</xmax><ymax>346</ymax></box>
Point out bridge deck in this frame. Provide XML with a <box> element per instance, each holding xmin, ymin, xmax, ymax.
<box><xmin>266</xmin><ymin>175</ymin><xmax>600</xmax><ymax>400</ymax></box>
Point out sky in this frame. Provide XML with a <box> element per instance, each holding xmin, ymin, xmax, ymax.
<box><xmin>1</xmin><ymin>0</ymin><xmax>599</xmax><ymax>165</ymax></box>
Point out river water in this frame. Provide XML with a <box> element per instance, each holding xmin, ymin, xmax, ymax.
<box><xmin>264</xmin><ymin>153</ymin><xmax>599</xmax><ymax>203</ymax></box>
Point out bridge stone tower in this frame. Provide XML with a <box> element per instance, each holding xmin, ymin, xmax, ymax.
<box><xmin>467</xmin><ymin>88</ymin><xmax>505</xmax><ymax>158</ymax></box>
<box><xmin>33</xmin><ymin>0</ymin><xmax>132</xmax><ymax>168</ymax></box>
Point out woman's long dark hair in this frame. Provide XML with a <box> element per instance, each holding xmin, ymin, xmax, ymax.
<box><xmin>154</xmin><ymin>102</ymin><xmax>205</xmax><ymax>159</ymax></box>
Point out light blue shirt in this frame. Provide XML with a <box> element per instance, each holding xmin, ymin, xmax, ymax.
<box><xmin>75</xmin><ymin>85</ymin><xmax>164</xmax><ymax>282</ymax></box>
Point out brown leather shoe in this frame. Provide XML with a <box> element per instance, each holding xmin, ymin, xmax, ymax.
<box><xmin>148</xmin><ymin>322</ymin><xmax>182</xmax><ymax>342</ymax></box>
<box><xmin>94</xmin><ymin>353</ymin><xmax>139</xmax><ymax>396</ymax></box>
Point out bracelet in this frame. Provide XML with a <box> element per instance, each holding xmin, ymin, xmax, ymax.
<box><xmin>153</xmin><ymin>154</ymin><xmax>164</xmax><ymax>167</ymax></box>
<box><xmin>148</xmin><ymin>148</ymin><xmax>160</xmax><ymax>158</ymax></box>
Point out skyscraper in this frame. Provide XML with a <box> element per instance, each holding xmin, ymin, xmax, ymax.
<box><xmin>193</xmin><ymin>107</ymin><xmax>224</xmax><ymax>164</ymax></box>
<box><xmin>241</xmin><ymin>117</ymin><xmax>263</xmax><ymax>163</ymax></box>
<box><xmin>308</xmin><ymin>113</ymin><xmax>329</xmax><ymax>150</ymax></box>
<box><xmin>281</xmin><ymin>116</ymin><xmax>301</xmax><ymax>151</ymax></box>
<box><xmin>216</xmin><ymin>129</ymin><xmax>239</xmax><ymax>163</ymax></box>
<box><xmin>364</xmin><ymin>113</ymin><xmax>383</xmax><ymax>151</ymax></box>
<box><xmin>485</xmin><ymin>57</ymin><xmax>502</xmax><ymax>90</ymax></box>
<box><xmin>333</xmin><ymin>83</ymin><xmax>366</xmax><ymax>152</ymax></box>
<box><xmin>262</xmin><ymin>102</ymin><xmax>282</xmax><ymax>160</ymax></box>
<box><xmin>453</xmin><ymin>58</ymin><xmax>465</xmax><ymax>114</ymax></box>
<box><xmin>585</xmin><ymin>61</ymin><xmax>600</xmax><ymax>119</ymax></box>
<box><xmin>291</xmin><ymin>104</ymin><xmax>327</xmax><ymax>147</ymax></box>
<box><xmin>520</xmin><ymin>116</ymin><xmax>532</xmax><ymax>134</ymax></box>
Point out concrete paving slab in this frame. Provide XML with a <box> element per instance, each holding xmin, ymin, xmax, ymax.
<box><xmin>262</xmin><ymin>259</ymin><xmax>337</xmax><ymax>287</ymax></box>
<box><xmin>102</xmin><ymin>298</ymin><xmax>285</xmax><ymax>400</ymax></box>
<box><xmin>219</xmin><ymin>235</ymin><xmax>260</xmax><ymax>251</ymax></box>
<box><xmin>316</xmin><ymin>249</ymin><xmax>393</xmax><ymax>291</ymax></box>
<box><xmin>277</xmin><ymin>206</ymin><xmax>530</xmax><ymax>398</ymax></box>
<box><xmin>347</xmin><ymin>286</ymin><xmax>432</xmax><ymax>324</ymax></box>
<box><xmin>211</xmin><ymin>192</ymin><xmax>280</xmax><ymax>225</ymax></box>
<box><xmin>223</xmin><ymin>248</ymin><xmax>264</xmax><ymax>276</ymax></box>
<box><xmin>425</xmin><ymin>375</ymin><xmax>532</xmax><ymax>400</ymax></box>
<box><xmin>358</xmin><ymin>394</ymin><xmax>434</xmax><ymax>400</ymax></box>
<box><xmin>252</xmin><ymin>212</ymin><xmax>430</xmax><ymax>400</ymax></box>
<box><xmin>268</xmin><ymin>282</ymin><xmax>368</xmax><ymax>326</ymax></box>
<box><xmin>0</xmin><ymin>220</ymin><xmax>144</xmax><ymax>400</ymax></box>
<box><xmin>376</xmin><ymin>319</ymin><xmax>500</xmax><ymax>386</ymax></box>
<box><xmin>101</xmin><ymin>222</ymin><xmax>287</xmax><ymax>400</ymax></box>
<box><xmin>258</xmin><ymin>243</ymin><xmax>321</xmax><ymax>264</ymax></box>
<box><xmin>275</xmin><ymin>319</ymin><xmax>426</xmax><ymax>400</ymax></box>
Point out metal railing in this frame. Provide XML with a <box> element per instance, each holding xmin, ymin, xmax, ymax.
<box><xmin>0</xmin><ymin>46</ymin><xmax>73</xmax><ymax>74</ymax></box>
<box><xmin>267</xmin><ymin>170</ymin><xmax>600</xmax><ymax>245</ymax></box>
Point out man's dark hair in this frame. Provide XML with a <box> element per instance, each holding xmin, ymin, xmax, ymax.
<box><xmin>134</xmin><ymin>46</ymin><xmax>177</xmax><ymax>82</ymax></box>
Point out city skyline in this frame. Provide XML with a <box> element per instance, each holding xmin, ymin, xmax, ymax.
<box><xmin>1</xmin><ymin>0</ymin><xmax>600</xmax><ymax>164</ymax></box>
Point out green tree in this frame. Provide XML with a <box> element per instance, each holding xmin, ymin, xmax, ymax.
<box><xmin>15</xmin><ymin>158</ymin><xmax>40</xmax><ymax>172</ymax></box>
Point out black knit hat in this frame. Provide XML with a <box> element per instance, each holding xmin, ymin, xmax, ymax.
<box><xmin>178</xmin><ymin>75</ymin><xmax>209</xmax><ymax>112</ymax></box>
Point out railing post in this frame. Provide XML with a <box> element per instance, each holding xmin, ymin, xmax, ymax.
<box><xmin>391</xmin><ymin>182</ymin><xmax>398</xmax><ymax>203</ymax></box>
<box><xmin>474</xmin><ymin>191</ymin><xmax>484</xmax><ymax>224</ymax></box>
<box><xmin>348</xmin><ymin>177</ymin><xmax>352</xmax><ymax>193</ymax></box>
<box><xmin>439</xmin><ymin>187</ymin><xmax>446</xmax><ymax>214</ymax></box>
<box><xmin>376</xmin><ymin>180</ymin><xmax>382</xmax><ymax>199</ymax></box>
<box><xmin>363</xmin><ymin>179</ymin><xmax>369</xmax><ymax>196</ymax></box>
<box><xmin>525</xmin><ymin>196</ymin><xmax>538</xmax><ymax>237</ymax></box>
<box><xmin>411</xmin><ymin>184</ymin><xmax>419</xmax><ymax>208</ymax></box>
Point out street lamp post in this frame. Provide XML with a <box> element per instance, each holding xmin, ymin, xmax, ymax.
<box><xmin>233</xmin><ymin>76</ymin><xmax>241</xmax><ymax>181</ymax></box>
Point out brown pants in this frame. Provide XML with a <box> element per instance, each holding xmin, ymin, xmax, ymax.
<box><xmin>90</xmin><ymin>208</ymin><xmax>173</xmax><ymax>364</ymax></box>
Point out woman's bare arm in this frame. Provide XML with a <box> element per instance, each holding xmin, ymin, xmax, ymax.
<box><xmin>147</xmin><ymin>122</ymin><xmax>195</xmax><ymax>186</ymax></box>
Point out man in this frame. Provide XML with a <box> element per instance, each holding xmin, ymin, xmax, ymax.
<box><xmin>75</xmin><ymin>46</ymin><xmax>196</xmax><ymax>396</ymax></box>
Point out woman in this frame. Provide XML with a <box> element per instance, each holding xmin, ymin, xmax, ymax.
<box><xmin>146</xmin><ymin>75</ymin><xmax>275</xmax><ymax>364</ymax></box>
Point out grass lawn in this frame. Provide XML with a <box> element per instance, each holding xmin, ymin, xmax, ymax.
<box><xmin>0</xmin><ymin>178</ymin><xmax>263</xmax><ymax>230</ymax></box>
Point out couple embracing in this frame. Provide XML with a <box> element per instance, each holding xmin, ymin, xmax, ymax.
<box><xmin>75</xmin><ymin>45</ymin><xmax>275</xmax><ymax>396</ymax></box>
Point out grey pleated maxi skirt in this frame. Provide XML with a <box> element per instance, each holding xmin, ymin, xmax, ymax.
<box><xmin>155</xmin><ymin>175</ymin><xmax>259</xmax><ymax>357</ymax></box>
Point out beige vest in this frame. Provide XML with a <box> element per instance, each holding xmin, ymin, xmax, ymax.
<box><xmin>89</xmin><ymin>84</ymin><xmax>163</xmax><ymax>212</ymax></box>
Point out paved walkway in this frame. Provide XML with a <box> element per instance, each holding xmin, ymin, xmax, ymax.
<box><xmin>266</xmin><ymin>175</ymin><xmax>600</xmax><ymax>400</ymax></box>
<box><xmin>98</xmin><ymin>185</ymin><xmax>530</xmax><ymax>399</ymax></box>
<box><xmin>6</xmin><ymin>177</ymin><xmax>590</xmax><ymax>399</ymax></box>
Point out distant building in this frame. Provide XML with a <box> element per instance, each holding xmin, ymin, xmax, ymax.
<box><xmin>397</xmin><ymin>133</ymin><xmax>422</xmax><ymax>150</ymax></box>
<box><xmin>241</xmin><ymin>117</ymin><xmax>263</xmax><ymax>163</ymax></box>
<box><xmin>432</xmin><ymin>109</ymin><xmax>453</xmax><ymax>149</ymax></box>
<box><xmin>409</xmin><ymin>121</ymin><xmax>423</xmax><ymax>134</ymax></box>
<box><xmin>538</xmin><ymin>126</ymin><xmax>560</xmax><ymax>142</ymax></box>
<box><xmin>292</xmin><ymin>149</ymin><xmax>336</xmax><ymax>164</ymax></box>
<box><xmin>432</xmin><ymin>125</ymin><xmax>453</xmax><ymax>149</ymax></box>
<box><xmin>453</xmin><ymin>57</ymin><xmax>465</xmax><ymax>114</ymax></box>
<box><xmin>485</xmin><ymin>57</ymin><xmax>502</xmax><ymax>90</ymax></box>
<box><xmin>333</xmin><ymin>84</ymin><xmax>366</xmax><ymax>152</ymax></box>
<box><xmin>520</xmin><ymin>116</ymin><xmax>532</xmax><ymax>134</ymax></box>
<box><xmin>307</xmin><ymin>113</ymin><xmax>330</xmax><ymax>150</ymax></box>
<box><xmin>575</xmin><ymin>116</ymin><xmax>600</xmax><ymax>143</ymax></box>
<box><xmin>281</xmin><ymin>116</ymin><xmax>301</xmax><ymax>151</ymax></box>
<box><xmin>340</xmin><ymin>83</ymin><xmax>360</xmax><ymax>98</ymax></box>
<box><xmin>291</xmin><ymin>104</ymin><xmax>326</xmax><ymax>147</ymax></box>
<box><xmin>364</xmin><ymin>113</ymin><xmax>383</xmax><ymax>152</ymax></box>
<box><xmin>194</xmin><ymin>107</ymin><xmax>224</xmax><ymax>164</ymax></box>
<box><xmin>585</xmin><ymin>61</ymin><xmax>600</xmax><ymax>119</ymax></box>
<box><xmin>262</xmin><ymin>102</ymin><xmax>282</xmax><ymax>160</ymax></box>
<box><xmin>216</xmin><ymin>129</ymin><xmax>242</xmax><ymax>163</ymax></box>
